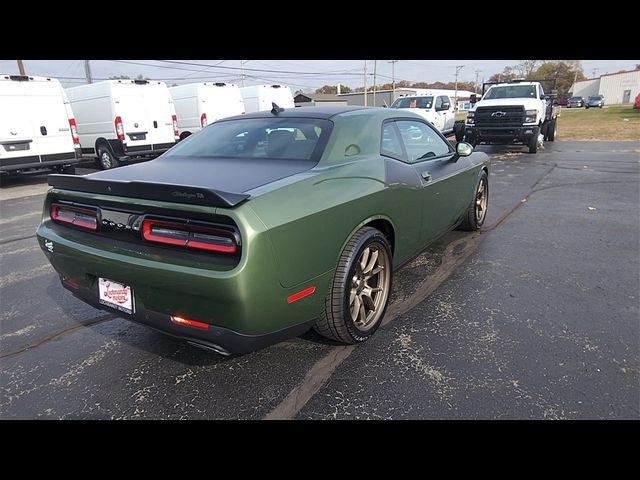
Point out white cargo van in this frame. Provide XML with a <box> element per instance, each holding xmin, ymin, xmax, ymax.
<box><xmin>0</xmin><ymin>74</ymin><xmax>80</xmax><ymax>175</ymax></box>
<box><xmin>170</xmin><ymin>82</ymin><xmax>244</xmax><ymax>139</ymax></box>
<box><xmin>66</xmin><ymin>79</ymin><xmax>179</xmax><ymax>169</ymax></box>
<box><xmin>240</xmin><ymin>84</ymin><xmax>295</xmax><ymax>113</ymax></box>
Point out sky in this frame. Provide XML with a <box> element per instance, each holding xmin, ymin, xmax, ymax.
<box><xmin>1</xmin><ymin>59</ymin><xmax>637</xmax><ymax>91</ymax></box>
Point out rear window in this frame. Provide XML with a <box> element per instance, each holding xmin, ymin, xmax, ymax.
<box><xmin>391</xmin><ymin>96</ymin><xmax>433</xmax><ymax>109</ymax></box>
<box><xmin>165</xmin><ymin>117</ymin><xmax>333</xmax><ymax>161</ymax></box>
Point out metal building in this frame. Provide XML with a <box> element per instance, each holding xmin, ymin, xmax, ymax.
<box><xmin>571</xmin><ymin>69</ymin><xmax>640</xmax><ymax>104</ymax></box>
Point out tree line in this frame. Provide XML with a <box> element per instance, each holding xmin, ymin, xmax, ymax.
<box><xmin>314</xmin><ymin>61</ymin><xmax>608</xmax><ymax>96</ymax></box>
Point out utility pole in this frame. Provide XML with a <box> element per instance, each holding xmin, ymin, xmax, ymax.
<box><xmin>240</xmin><ymin>60</ymin><xmax>248</xmax><ymax>87</ymax></box>
<box><xmin>84</xmin><ymin>60</ymin><xmax>93</xmax><ymax>84</ymax></box>
<box><xmin>16</xmin><ymin>60</ymin><xmax>25</xmax><ymax>75</ymax></box>
<box><xmin>592</xmin><ymin>68</ymin><xmax>599</xmax><ymax>78</ymax></box>
<box><xmin>475</xmin><ymin>69</ymin><xmax>481</xmax><ymax>93</ymax></box>
<box><xmin>363</xmin><ymin>60</ymin><xmax>367</xmax><ymax>107</ymax></box>
<box><xmin>389</xmin><ymin>60</ymin><xmax>398</xmax><ymax>101</ymax></box>
<box><xmin>373</xmin><ymin>60</ymin><xmax>377</xmax><ymax>107</ymax></box>
<box><xmin>454</xmin><ymin>65</ymin><xmax>465</xmax><ymax>109</ymax></box>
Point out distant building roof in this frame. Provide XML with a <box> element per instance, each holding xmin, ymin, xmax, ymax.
<box><xmin>295</xmin><ymin>93</ymin><xmax>346</xmax><ymax>102</ymax></box>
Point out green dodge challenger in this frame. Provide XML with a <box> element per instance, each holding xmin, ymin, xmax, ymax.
<box><xmin>36</xmin><ymin>106</ymin><xmax>490</xmax><ymax>355</ymax></box>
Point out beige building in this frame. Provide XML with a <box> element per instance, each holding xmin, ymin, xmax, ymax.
<box><xmin>571</xmin><ymin>69</ymin><xmax>640</xmax><ymax>104</ymax></box>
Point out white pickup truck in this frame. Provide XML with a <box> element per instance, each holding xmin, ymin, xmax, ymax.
<box><xmin>389</xmin><ymin>94</ymin><xmax>456</xmax><ymax>135</ymax></box>
<box><xmin>462</xmin><ymin>80</ymin><xmax>560</xmax><ymax>154</ymax></box>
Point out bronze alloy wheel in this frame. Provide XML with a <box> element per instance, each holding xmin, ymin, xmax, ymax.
<box><xmin>349</xmin><ymin>243</ymin><xmax>391</xmax><ymax>332</ymax></box>
<box><xmin>475</xmin><ymin>175</ymin><xmax>488</xmax><ymax>225</ymax></box>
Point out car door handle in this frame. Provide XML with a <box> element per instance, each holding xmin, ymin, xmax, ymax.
<box><xmin>421</xmin><ymin>171</ymin><xmax>432</xmax><ymax>182</ymax></box>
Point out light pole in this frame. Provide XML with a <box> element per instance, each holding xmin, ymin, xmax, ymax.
<box><xmin>389</xmin><ymin>60</ymin><xmax>398</xmax><ymax>101</ymax></box>
<box><xmin>475</xmin><ymin>69</ymin><xmax>481</xmax><ymax>94</ymax></box>
<box><xmin>16</xmin><ymin>60</ymin><xmax>25</xmax><ymax>75</ymax></box>
<box><xmin>363</xmin><ymin>60</ymin><xmax>367</xmax><ymax>107</ymax></box>
<box><xmin>373</xmin><ymin>60</ymin><xmax>377</xmax><ymax>107</ymax></box>
<box><xmin>454</xmin><ymin>65</ymin><xmax>465</xmax><ymax>109</ymax></box>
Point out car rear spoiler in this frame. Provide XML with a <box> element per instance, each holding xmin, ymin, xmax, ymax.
<box><xmin>48</xmin><ymin>174</ymin><xmax>250</xmax><ymax>208</ymax></box>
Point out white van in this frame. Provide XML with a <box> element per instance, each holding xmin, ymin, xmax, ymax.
<box><xmin>240</xmin><ymin>84</ymin><xmax>295</xmax><ymax>113</ymax></box>
<box><xmin>170</xmin><ymin>82</ymin><xmax>244</xmax><ymax>139</ymax></box>
<box><xmin>0</xmin><ymin>74</ymin><xmax>80</xmax><ymax>175</ymax></box>
<box><xmin>66</xmin><ymin>79</ymin><xmax>178</xmax><ymax>169</ymax></box>
<box><xmin>390</xmin><ymin>94</ymin><xmax>457</xmax><ymax>135</ymax></box>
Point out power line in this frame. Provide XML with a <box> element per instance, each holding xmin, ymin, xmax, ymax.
<box><xmin>158</xmin><ymin>59</ymin><xmax>366</xmax><ymax>76</ymax></box>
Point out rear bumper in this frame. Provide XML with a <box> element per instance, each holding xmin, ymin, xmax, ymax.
<box><xmin>465</xmin><ymin>125</ymin><xmax>539</xmax><ymax>144</ymax></box>
<box><xmin>0</xmin><ymin>151</ymin><xmax>80</xmax><ymax>172</ymax></box>
<box><xmin>110</xmin><ymin>140</ymin><xmax>177</xmax><ymax>159</ymax></box>
<box><xmin>62</xmin><ymin>280</ymin><xmax>314</xmax><ymax>355</ymax></box>
<box><xmin>35</xmin><ymin>214</ymin><xmax>332</xmax><ymax>354</ymax></box>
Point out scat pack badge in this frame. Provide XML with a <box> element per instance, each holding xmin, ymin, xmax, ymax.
<box><xmin>44</xmin><ymin>239</ymin><xmax>54</xmax><ymax>253</ymax></box>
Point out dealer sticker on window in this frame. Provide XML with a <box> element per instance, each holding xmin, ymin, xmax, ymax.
<box><xmin>98</xmin><ymin>277</ymin><xmax>134</xmax><ymax>315</ymax></box>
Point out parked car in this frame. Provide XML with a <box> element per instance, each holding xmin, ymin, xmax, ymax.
<box><xmin>585</xmin><ymin>95</ymin><xmax>604</xmax><ymax>109</ymax></box>
<box><xmin>66</xmin><ymin>79</ymin><xmax>179</xmax><ymax>170</ymax></box>
<box><xmin>389</xmin><ymin>94</ymin><xmax>456</xmax><ymax>135</ymax></box>
<box><xmin>553</xmin><ymin>95</ymin><xmax>569</xmax><ymax>106</ymax></box>
<box><xmin>37</xmin><ymin>106</ymin><xmax>490</xmax><ymax>355</ymax></box>
<box><xmin>567</xmin><ymin>96</ymin><xmax>585</xmax><ymax>108</ymax></box>
<box><xmin>0</xmin><ymin>74</ymin><xmax>80</xmax><ymax>175</ymax></box>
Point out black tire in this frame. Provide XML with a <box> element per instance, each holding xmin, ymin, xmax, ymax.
<box><xmin>547</xmin><ymin>119</ymin><xmax>556</xmax><ymax>141</ymax></box>
<box><xmin>179</xmin><ymin>131</ymin><xmax>191</xmax><ymax>141</ymax></box>
<box><xmin>528</xmin><ymin>133</ymin><xmax>538</xmax><ymax>154</ymax></box>
<box><xmin>60</xmin><ymin>165</ymin><xmax>76</xmax><ymax>175</ymax></box>
<box><xmin>454</xmin><ymin>122</ymin><xmax>465</xmax><ymax>142</ymax></box>
<box><xmin>585</xmin><ymin>105</ymin><xmax>589</xmax><ymax>109</ymax></box>
<box><xmin>459</xmin><ymin>171</ymin><xmax>489</xmax><ymax>231</ymax></box>
<box><xmin>97</xmin><ymin>145</ymin><xmax>119</xmax><ymax>170</ymax></box>
<box><xmin>315</xmin><ymin>227</ymin><xmax>392</xmax><ymax>344</ymax></box>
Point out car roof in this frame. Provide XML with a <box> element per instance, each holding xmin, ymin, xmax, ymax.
<box><xmin>220</xmin><ymin>105</ymin><xmax>371</xmax><ymax>121</ymax></box>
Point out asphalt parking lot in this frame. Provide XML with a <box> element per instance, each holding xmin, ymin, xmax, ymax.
<box><xmin>1</xmin><ymin>142</ymin><xmax>639</xmax><ymax>419</ymax></box>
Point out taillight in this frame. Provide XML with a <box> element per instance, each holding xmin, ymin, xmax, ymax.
<box><xmin>68</xmin><ymin>118</ymin><xmax>80</xmax><ymax>145</ymax></box>
<box><xmin>50</xmin><ymin>203</ymin><xmax>98</xmax><ymax>231</ymax></box>
<box><xmin>114</xmin><ymin>116</ymin><xmax>125</xmax><ymax>140</ymax></box>
<box><xmin>200</xmin><ymin>113</ymin><xmax>207</xmax><ymax>128</ymax></box>
<box><xmin>142</xmin><ymin>219</ymin><xmax>238</xmax><ymax>253</ymax></box>
<box><xmin>172</xmin><ymin>114</ymin><xmax>179</xmax><ymax>138</ymax></box>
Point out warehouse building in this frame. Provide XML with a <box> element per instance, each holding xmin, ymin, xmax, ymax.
<box><xmin>570</xmin><ymin>69</ymin><xmax>640</xmax><ymax>104</ymax></box>
<box><xmin>337</xmin><ymin>88</ymin><xmax>477</xmax><ymax>109</ymax></box>
<box><xmin>293</xmin><ymin>93</ymin><xmax>348</xmax><ymax>107</ymax></box>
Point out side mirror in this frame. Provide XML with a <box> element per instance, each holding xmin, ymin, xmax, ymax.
<box><xmin>452</xmin><ymin>142</ymin><xmax>473</xmax><ymax>162</ymax></box>
<box><xmin>470</xmin><ymin>94</ymin><xmax>477</xmax><ymax>104</ymax></box>
<box><xmin>442</xmin><ymin>102</ymin><xmax>450</xmax><ymax>110</ymax></box>
<box><xmin>456</xmin><ymin>142</ymin><xmax>473</xmax><ymax>156</ymax></box>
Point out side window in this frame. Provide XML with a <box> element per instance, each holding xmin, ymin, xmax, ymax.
<box><xmin>435</xmin><ymin>96</ymin><xmax>444</xmax><ymax>110</ymax></box>
<box><xmin>396</xmin><ymin>120</ymin><xmax>452</xmax><ymax>163</ymax></box>
<box><xmin>380</xmin><ymin>121</ymin><xmax>405</xmax><ymax>160</ymax></box>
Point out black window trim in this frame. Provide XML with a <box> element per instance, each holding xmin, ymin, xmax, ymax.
<box><xmin>380</xmin><ymin>119</ymin><xmax>407</xmax><ymax>161</ymax></box>
<box><xmin>386</xmin><ymin>117</ymin><xmax>455</xmax><ymax>165</ymax></box>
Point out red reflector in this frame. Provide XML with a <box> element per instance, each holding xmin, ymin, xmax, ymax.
<box><xmin>287</xmin><ymin>286</ymin><xmax>316</xmax><ymax>304</ymax></box>
<box><xmin>62</xmin><ymin>277</ymin><xmax>81</xmax><ymax>289</ymax></box>
<box><xmin>170</xmin><ymin>315</ymin><xmax>209</xmax><ymax>330</ymax></box>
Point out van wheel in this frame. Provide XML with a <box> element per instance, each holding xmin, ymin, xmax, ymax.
<box><xmin>97</xmin><ymin>146</ymin><xmax>119</xmax><ymax>170</ymax></box>
<box><xmin>179</xmin><ymin>131</ymin><xmax>192</xmax><ymax>141</ymax></box>
<box><xmin>315</xmin><ymin>227</ymin><xmax>392</xmax><ymax>344</ymax></box>
<box><xmin>60</xmin><ymin>165</ymin><xmax>76</xmax><ymax>175</ymax></box>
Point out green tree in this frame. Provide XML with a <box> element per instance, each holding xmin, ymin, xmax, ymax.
<box><xmin>314</xmin><ymin>84</ymin><xmax>352</xmax><ymax>94</ymax></box>
<box><xmin>532</xmin><ymin>61</ymin><xmax>586</xmax><ymax>94</ymax></box>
